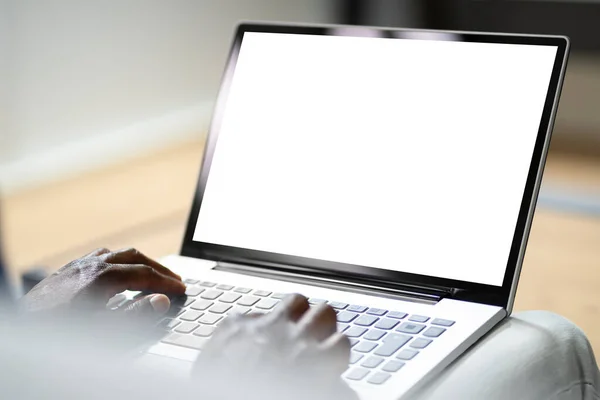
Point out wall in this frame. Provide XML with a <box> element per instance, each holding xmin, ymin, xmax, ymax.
<box><xmin>352</xmin><ymin>1</ymin><xmax>600</xmax><ymax>152</ymax></box>
<box><xmin>554</xmin><ymin>54</ymin><xmax>600</xmax><ymax>146</ymax></box>
<box><xmin>0</xmin><ymin>0</ymin><xmax>338</xmax><ymax>193</ymax></box>
<box><xmin>0</xmin><ymin>1</ymin><xmax>15</xmax><ymax>164</ymax></box>
<box><xmin>4</xmin><ymin>1</ymin><xmax>597</xmax><ymax>195</ymax></box>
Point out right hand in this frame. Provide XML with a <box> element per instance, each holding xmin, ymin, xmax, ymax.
<box><xmin>194</xmin><ymin>294</ymin><xmax>358</xmax><ymax>400</ymax></box>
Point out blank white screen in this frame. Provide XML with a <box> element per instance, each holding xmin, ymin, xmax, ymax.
<box><xmin>193</xmin><ymin>32</ymin><xmax>558</xmax><ymax>286</ymax></box>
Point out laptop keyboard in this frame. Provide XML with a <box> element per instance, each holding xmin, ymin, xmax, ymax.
<box><xmin>155</xmin><ymin>279</ymin><xmax>455</xmax><ymax>386</ymax></box>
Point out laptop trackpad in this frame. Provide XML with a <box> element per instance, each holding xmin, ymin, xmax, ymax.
<box><xmin>135</xmin><ymin>343</ymin><xmax>198</xmax><ymax>377</ymax></box>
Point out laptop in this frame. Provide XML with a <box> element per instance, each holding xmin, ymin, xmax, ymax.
<box><xmin>133</xmin><ymin>23</ymin><xmax>569</xmax><ymax>399</ymax></box>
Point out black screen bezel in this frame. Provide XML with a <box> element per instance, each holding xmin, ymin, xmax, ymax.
<box><xmin>181</xmin><ymin>23</ymin><xmax>569</xmax><ymax>308</ymax></box>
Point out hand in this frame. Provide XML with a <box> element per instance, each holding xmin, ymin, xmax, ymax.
<box><xmin>20</xmin><ymin>247</ymin><xmax>186</xmax><ymax>316</ymax></box>
<box><xmin>194</xmin><ymin>294</ymin><xmax>358</xmax><ymax>400</ymax></box>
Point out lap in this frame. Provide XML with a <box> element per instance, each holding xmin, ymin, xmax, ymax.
<box><xmin>412</xmin><ymin>311</ymin><xmax>600</xmax><ymax>400</ymax></box>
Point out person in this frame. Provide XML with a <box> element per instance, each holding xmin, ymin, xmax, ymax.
<box><xmin>3</xmin><ymin>246</ymin><xmax>600</xmax><ymax>399</ymax></box>
<box><xmin>3</xmin><ymin>247</ymin><xmax>358</xmax><ymax>400</ymax></box>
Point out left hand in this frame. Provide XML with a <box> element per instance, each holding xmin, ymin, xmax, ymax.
<box><xmin>20</xmin><ymin>247</ymin><xmax>186</xmax><ymax>316</ymax></box>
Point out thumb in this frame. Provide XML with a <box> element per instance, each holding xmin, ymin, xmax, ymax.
<box><xmin>123</xmin><ymin>294</ymin><xmax>171</xmax><ymax>316</ymax></box>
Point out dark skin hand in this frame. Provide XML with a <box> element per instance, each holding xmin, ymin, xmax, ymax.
<box><xmin>195</xmin><ymin>294</ymin><xmax>358</xmax><ymax>400</ymax></box>
<box><xmin>19</xmin><ymin>247</ymin><xmax>357</xmax><ymax>399</ymax></box>
<box><xmin>21</xmin><ymin>247</ymin><xmax>186</xmax><ymax>315</ymax></box>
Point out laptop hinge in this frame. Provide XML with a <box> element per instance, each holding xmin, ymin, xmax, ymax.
<box><xmin>214</xmin><ymin>261</ymin><xmax>452</xmax><ymax>304</ymax></box>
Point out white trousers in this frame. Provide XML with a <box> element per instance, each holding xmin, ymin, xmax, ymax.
<box><xmin>412</xmin><ymin>311</ymin><xmax>600</xmax><ymax>399</ymax></box>
<box><xmin>0</xmin><ymin>310</ymin><xmax>598</xmax><ymax>400</ymax></box>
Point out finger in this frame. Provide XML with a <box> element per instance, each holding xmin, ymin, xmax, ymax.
<box><xmin>295</xmin><ymin>303</ymin><xmax>337</xmax><ymax>341</ymax></box>
<box><xmin>274</xmin><ymin>293</ymin><xmax>310</xmax><ymax>322</ymax></box>
<box><xmin>122</xmin><ymin>294</ymin><xmax>171</xmax><ymax>316</ymax></box>
<box><xmin>100</xmin><ymin>264</ymin><xmax>186</xmax><ymax>298</ymax></box>
<box><xmin>83</xmin><ymin>247</ymin><xmax>111</xmax><ymax>258</ymax></box>
<box><xmin>102</xmin><ymin>248</ymin><xmax>182</xmax><ymax>281</ymax></box>
<box><xmin>295</xmin><ymin>332</ymin><xmax>350</xmax><ymax>380</ymax></box>
<box><xmin>318</xmin><ymin>332</ymin><xmax>352</xmax><ymax>376</ymax></box>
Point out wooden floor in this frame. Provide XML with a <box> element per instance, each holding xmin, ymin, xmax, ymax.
<box><xmin>2</xmin><ymin>138</ymin><xmax>600</xmax><ymax>354</ymax></box>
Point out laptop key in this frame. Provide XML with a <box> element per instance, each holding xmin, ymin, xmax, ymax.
<box><xmin>431</xmin><ymin>318</ymin><xmax>455</xmax><ymax>327</ymax></box>
<box><xmin>410</xmin><ymin>338</ymin><xmax>432</xmax><ymax>349</ymax></box>
<box><xmin>173</xmin><ymin>322</ymin><xmax>198</xmax><ymax>334</ymax></box>
<box><xmin>354</xmin><ymin>341</ymin><xmax>378</xmax><ymax>353</ymax></box>
<box><xmin>374</xmin><ymin>334</ymin><xmax>411</xmax><ymax>357</ymax></box>
<box><xmin>361</xmin><ymin>356</ymin><xmax>384</xmax><ymax>368</ymax></box>
<box><xmin>193</xmin><ymin>325</ymin><xmax>216</xmax><ymax>337</ymax></box>
<box><xmin>175</xmin><ymin>308</ymin><xmax>186</xmax><ymax>318</ymax></box>
<box><xmin>113</xmin><ymin>298</ymin><xmax>134</xmax><ymax>311</ymax></box>
<box><xmin>156</xmin><ymin>318</ymin><xmax>180</xmax><ymax>331</ymax></box>
<box><xmin>349</xmin><ymin>352</ymin><xmax>364</xmax><ymax>364</ymax></box>
<box><xmin>345</xmin><ymin>368</ymin><xmax>369</xmax><ymax>381</ymax></box>
<box><xmin>308</xmin><ymin>298</ymin><xmax>327</xmax><ymax>305</ymax></box>
<box><xmin>216</xmin><ymin>284</ymin><xmax>234</xmax><ymax>291</ymax></box>
<box><xmin>345</xmin><ymin>326</ymin><xmax>368</xmax><ymax>338</ymax></box>
<box><xmin>354</xmin><ymin>315</ymin><xmax>379</xmax><ymax>326</ymax></box>
<box><xmin>185</xmin><ymin>286</ymin><xmax>205</xmax><ymax>297</ymax></box>
<box><xmin>199</xmin><ymin>281</ymin><xmax>217</xmax><ymax>288</ymax></box>
<box><xmin>349</xmin><ymin>338</ymin><xmax>359</xmax><ymax>347</ymax></box>
<box><xmin>384</xmin><ymin>333</ymin><xmax>412</xmax><ymax>342</ymax></box>
<box><xmin>367</xmin><ymin>372</ymin><xmax>391</xmax><ymax>385</ymax></box>
<box><xmin>253</xmin><ymin>290</ymin><xmax>272</xmax><ymax>297</ymax></box>
<box><xmin>161</xmin><ymin>333</ymin><xmax>207</xmax><ymax>351</ymax></box>
<box><xmin>233</xmin><ymin>287</ymin><xmax>252</xmax><ymax>294</ymax></box>
<box><xmin>396</xmin><ymin>349</ymin><xmax>419</xmax><ymax>360</ymax></box>
<box><xmin>170</xmin><ymin>295</ymin><xmax>189</xmax><ymax>306</ymax></box>
<box><xmin>328</xmin><ymin>301</ymin><xmax>348</xmax><ymax>310</ymax></box>
<box><xmin>387</xmin><ymin>311</ymin><xmax>408</xmax><ymax>320</ymax></box>
<box><xmin>209</xmin><ymin>303</ymin><xmax>232</xmax><ymax>314</ymax></box>
<box><xmin>396</xmin><ymin>322</ymin><xmax>426</xmax><ymax>334</ymax></box>
<box><xmin>190</xmin><ymin>299</ymin><xmax>213</xmax><ymax>311</ymax></box>
<box><xmin>183</xmin><ymin>279</ymin><xmax>199</xmax><ymax>284</ymax></box>
<box><xmin>219</xmin><ymin>292</ymin><xmax>242</xmax><ymax>303</ymax></box>
<box><xmin>408</xmin><ymin>315</ymin><xmax>430</xmax><ymax>323</ymax></box>
<box><xmin>237</xmin><ymin>296</ymin><xmax>260</xmax><ymax>307</ymax></box>
<box><xmin>256</xmin><ymin>298</ymin><xmax>279</xmax><ymax>310</ymax></box>
<box><xmin>366</xmin><ymin>308</ymin><xmax>387</xmax><ymax>316</ymax></box>
<box><xmin>363</xmin><ymin>329</ymin><xmax>386</xmax><ymax>341</ymax></box>
<box><xmin>374</xmin><ymin>318</ymin><xmax>400</xmax><ymax>330</ymax></box>
<box><xmin>165</xmin><ymin>303</ymin><xmax>186</xmax><ymax>318</ymax></box>
<box><xmin>228</xmin><ymin>306</ymin><xmax>251</xmax><ymax>315</ymax></box>
<box><xmin>337</xmin><ymin>323</ymin><xmax>350</xmax><ymax>333</ymax></box>
<box><xmin>200</xmin><ymin>290</ymin><xmax>223</xmax><ymax>300</ymax></box>
<box><xmin>423</xmin><ymin>326</ymin><xmax>446</xmax><ymax>338</ymax></box>
<box><xmin>180</xmin><ymin>310</ymin><xmax>203</xmax><ymax>322</ymax></box>
<box><xmin>271</xmin><ymin>293</ymin><xmax>287</xmax><ymax>300</ymax></box>
<box><xmin>382</xmin><ymin>360</ymin><xmax>405</xmax><ymax>372</ymax></box>
<box><xmin>183</xmin><ymin>297</ymin><xmax>196</xmax><ymax>307</ymax></box>
<box><xmin>336</xmin><ymin>311</ymin><xmax>359</xmax><ymax>323</ymax></box>
<box><xmin>347</xmin><ymin>305</ymin><xmax>368</xmax><ymax>313</ymax></box>
<box><xmin>198</xmin><ymin>313</ymin><xmax>222</xmax><ymax>325</ymax></box>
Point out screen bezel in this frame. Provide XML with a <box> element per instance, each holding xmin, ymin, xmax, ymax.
<box><xmin>181</xmin><ymin>23</ymin><xmax>569</xmax><ymax>308</ymax></box>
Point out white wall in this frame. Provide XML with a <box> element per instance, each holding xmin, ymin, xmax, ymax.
<box><xmin>355</xmin><ymin>1</ymin><xmax>600</xmax><ymax>149</ymax></box>
<box><xmin>0</xmin><ymin>1</ymin><xmax>15</xmax><ymax>163</ymax></box>
<box><xmin>554</xmin><ymin>54</ymin><xmax>600</xmax><ymax>142</ymax></box>
<box><xmin>0</xmin><ymin>0</ymin><xmax>338</xmax><ymax>193</ymax></box>
<box><xmin>3</xmin><ymin>1</ymin><xmax>599</xmax><ymax>194</ymax></box>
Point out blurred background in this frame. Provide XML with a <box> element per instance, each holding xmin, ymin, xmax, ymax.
<box><xmin>1</xmin><ymin>0</ymin><xmax>599</xmax><ymax>349</ymax></box>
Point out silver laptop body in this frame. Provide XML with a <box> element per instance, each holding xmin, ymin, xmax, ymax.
<box><xmin>133</xmin><ymin>23</ymin><xmax>569</xmax><ymax>400</ymax></box>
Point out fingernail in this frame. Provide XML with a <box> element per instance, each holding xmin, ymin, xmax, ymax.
<box><xmin>149</xmin><ymin>294</ymin><xmax>170</xmax><ymax>314</ymax></box>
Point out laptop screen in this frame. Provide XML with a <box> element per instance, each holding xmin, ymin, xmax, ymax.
<box><xmin>192</xmin><ymin>31</ymin><xmax>559</xmax><ymax>287</ymax></box>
